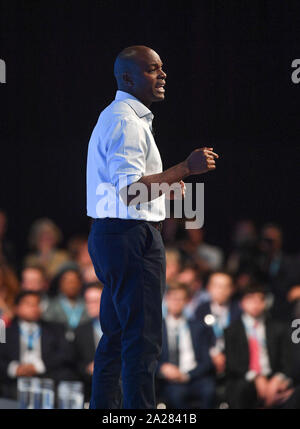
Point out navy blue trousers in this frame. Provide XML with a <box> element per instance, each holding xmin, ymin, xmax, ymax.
<box><xmin>88</xmin><ymin>218</ymin><xmax>166</xmax><ymax>409</ymax></box>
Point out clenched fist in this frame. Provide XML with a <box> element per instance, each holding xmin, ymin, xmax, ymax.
<box><xmin>185</xmin><ymin>147</ymin><xmax>219</xmax><ymax>175</ymax></box>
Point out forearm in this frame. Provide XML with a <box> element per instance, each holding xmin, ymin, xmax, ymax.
<box><xmin>122</xmin><ymin>160</ymin><xmax>190</xmax><ymax>204</ymax></box>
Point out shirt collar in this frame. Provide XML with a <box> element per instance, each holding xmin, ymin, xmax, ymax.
<box><xmin>242</xmin><ymin>312</ymin><xmax>265</xmax><ymax>327</ymax></box>
<box><xmin>115</xmin><ymin>90</ymin><xmax>154</xmax><ymax>121</ymax></box>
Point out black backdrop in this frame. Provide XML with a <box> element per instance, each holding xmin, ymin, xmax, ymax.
<box><xmin>0</xmin><ymin>0</ymin><xmax>299</xmax><ymax>263</ymax></box>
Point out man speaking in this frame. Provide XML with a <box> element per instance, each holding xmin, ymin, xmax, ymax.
<box><xmin>86</xmin><ymin>45</ymin><xmax>219</xmax><ymax>409</ymax></box>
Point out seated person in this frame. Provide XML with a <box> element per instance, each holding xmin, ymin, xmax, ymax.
<box><xmin>0</xmin><ymin>291</ymin><xmax>72</xmax><ymax>399</ymax></box>
<box><xmin>194</xmin><ymin>271</ymin><xmax>241</xmax><ymax>375</ymax></box>
<box><xmin>43</xmin><ymin>267</ymin><xmax>89</xmax><ymax>341</ymax></box>
<box><xmin>73</xmin><ymin>282</ymin><xmax>103</xmax><ymax>401</ymax></box>
<box><xmin>224</xmin><ymin>284</ymin><xmax>297</xmax><ymax>409</ymax></box>
<box><xmin>157</xmin><ymin>284</ymin><xmax>215</xmax><ymax>409</ymax></box>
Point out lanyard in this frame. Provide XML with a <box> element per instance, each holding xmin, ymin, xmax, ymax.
<box><xmin>60</xmin><ymin>297</ymin><xmax>84</xmax><ymax>329</ymax></box>
<box><xmin>212</xmin><ymin>311</ymin><xmax>230</xmax><ymax>339</ymax></box>
<box><xmin>19</xmin><ymin>325</ymin><xmax>41</xmax><ymax>350</ymax></box>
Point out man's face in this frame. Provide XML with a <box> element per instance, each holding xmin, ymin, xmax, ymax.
<box><xmin>84</xmin><ymin>287</ymin><xmax>102</xmax><ymax>318</ymax></box>
<box><xmin>166</xmin><ymin>289</ymin><xmax>188</xmax><ymax>317</ymax></box>
<box><xmin>241</xmin><ymin>293</ymin><xmax>266</xmax><ymax>318</ymax></box>
<box><xmin>21</xmin><ymin>268</ymin><xmax>47</xmax><ymax>292</ymax></box>
<box><xmin>16</xmin><ymin>295</ymin><xmax>42</xmax><ymax>322</ymax></box>
<box><xmin>127</xmin><ymin>49</ymin><xmax>167</xmax><ymax>106</ymax></box>
<box><xmin>207</xmin><ymin>273</ymin><xmax>233</xmax><ymax>305</ymax></box>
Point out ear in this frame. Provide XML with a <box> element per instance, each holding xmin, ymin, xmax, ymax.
<box><xmin>122</xmin><ymin>72</ymin><xmax>134</xmax><ymax>87</ymax></box>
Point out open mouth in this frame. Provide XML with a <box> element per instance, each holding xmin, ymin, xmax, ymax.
<box><xmin>156</xmin><ymin>83</ymin><xmax>166</xmax><ymax>93</ymax></box>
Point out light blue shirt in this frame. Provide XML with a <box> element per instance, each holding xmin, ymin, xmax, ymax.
<box><xmin>86</xmin><ymin>90</ymin><xmax>166</xmax><ymax>221</ymax></box>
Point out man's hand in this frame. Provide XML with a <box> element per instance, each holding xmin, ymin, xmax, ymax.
<box><xmin>16</xmin><ymin>364</ymin><xmax>38</xmax><ymax>377</ymax></box>
<box><xmin>86</xmin><ymin>361</ymin><xmax>94</xmax><ymax>375</ymax></box>
<box><xmin>264</xmin><ymin>375</ymin><xmax>291</xmax><ymax>407</ymax></box>
<box><xmin>254</xmin><ymin>375</ymin><xmax>269</xmax><ymax>400</ymax></box>
<box><xmin>211</xmin><ymin>352</ymin><xmax>226</xmax><ymax>374</ymax></box>
<box><xmin>185</xmin><ymin>147</ymin><xmax>219</xmax><ymax>175</ymax></box>
<box><xmin>160</xmin><ymin>363</ymin><xmax>189</xmax><ymax>383</ymax></box>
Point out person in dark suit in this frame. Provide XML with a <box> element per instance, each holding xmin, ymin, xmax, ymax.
<box><xmin>194</xmin><ymin>272</ymin><xmax>241</xmax><ymax>376</ymax></box>
<box><xmin>157</xmin><ymin>284</ymin><xmax>215</xmax><ymax>409</ymax></box>
<box><xmin>0</xmin><ymin>290</ymin><xmax>72</xmax><ymax>399</ymax></box>
<box><xmin>224</xmin><ymin>285</ymin><xmax>297</xmax><ymax>409</ymax></box>
<box><xmin>73</xmin><ymin>282</ymin><xmax>103</xmax><ymax>400</ymax></box>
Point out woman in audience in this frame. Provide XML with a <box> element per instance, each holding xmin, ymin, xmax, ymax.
<box><xmin>24</xmin><ymin>218</ymin><xmax>71</xmax><ymax>280</ymax></box>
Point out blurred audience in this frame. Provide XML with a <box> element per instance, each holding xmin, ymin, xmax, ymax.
<box><xmin>179</xmin><ymin>227</ymin><xmax>224</xmax><ymax>273</ymax></box>
<box><xmin>67</xmin><ymin>235</ymin><xmax>98</xmax><ymax>285</ymax></box>
<box><xmin>157</xmin><ymin>284</ymin><xmax>215</xmax><ymax>409</ymax></box>
<box><xmin>1</xmin><ymin>211</ymin><xmax>300</xmax><ymax>409</ymax></box>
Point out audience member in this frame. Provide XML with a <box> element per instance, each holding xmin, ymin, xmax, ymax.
<box><xmin>73</xmin><ymin>282</ymin><xmax>103</xmax><ymax>400</ymax></box>
<box><xmin>157</xmin><ymin>284</ymin><xmax>215</xmax><ymax>409</ymax></box>
<box><xmin>0</xmin><ymin>291</ymin><xmax>71</xmax><ymax>399</ymax></box>
<box><xmin>224</xmin><ymin>285</ymin><xmax>297</xmax><ymax>408</ymax></box>
<box><xmin>42</xmin><ymin>267</ymin><xmax>89</xmax><ymax>341</ymax></box>
<box><xmin>21</xmin><ymin>265</ymin><xmax>50</xmax><ymax>312</ymax></box>
<box><xmin>0</xmin><ymin>263</ymin><xmax>20</xmax><ymax>325</ymax></box>
<box><xmin>194</xmin><ymin>272</ymin><xmax>241</xmax><ymax>375</ymax></box>
<box><xmin>24</xmin><ymin>218</ymin><xmax>71</xmax><ymax>280</ymax></box>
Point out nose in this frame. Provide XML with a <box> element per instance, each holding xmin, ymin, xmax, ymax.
<box><xmin>159</xmin><ymin>68</ymin><xmax>167</xmax><ymax>79</ymax></box>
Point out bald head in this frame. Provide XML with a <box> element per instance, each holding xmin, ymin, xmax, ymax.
<box><xmin>113</xmin><ymin>45</ymin><xmax>167</xmax><ymax>107</ymax></box>
<box><xmin>114</xmin><ymin>45</ymin><xmax>155</xmax><ymax>82</ymax></box>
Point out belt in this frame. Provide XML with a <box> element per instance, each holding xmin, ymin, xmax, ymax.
<box><xmin>91</xmin><ymin>217</ymin><xmax>163</xmax><ymax>232</ymax></box>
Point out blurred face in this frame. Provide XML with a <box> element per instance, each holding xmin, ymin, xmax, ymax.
<box><xmin>177</xmin><ymin>268</ymin><xmax>201</xmax><ymax>293</ymax></box>
<box><xmin>166</xmin><ymin>289</ymin><xmax>188</xmax><ymax>317</ymax></box>
<box><xmin>260</xmin><ymin>227</ymin><xmax>282</xmax><ymax>253</ymax></box>
<box><xmin>16</xmin><ymin>295</ymin><xmax>41</xmax><ymax>322</ymax></box>
<box><xmin>0</xmin><ymin>211</ymin><xmax>7</xmax><ymax>237</ymax></box>
<box><xmin>21</xmin><ymin>268</ymin><xmax>47</xmax><ymax>292</ymax></box>
<box><xmin>166</xmin><ymin>252</ymin><xmax>180</xmax><ymax>282</ymax></box>
<box><xmin>84</xmin><ymin>287</ymin><xmax>102</xmax><ymax>318</ymax></box>
<box><xmin>37</xmin><ymin>226</ymin><xmax>56</xmax><ymax>249</ymax></box>
<box><xmin>60</xmin><ymin>271</ymin><xmax>82</xmax><ymax>299</ymax></box>
<box><xmin>207</xmin><ymin>273</ymin><xmax>233</xmax><ymax>305</ymax></box>
<box><xmin>241</xmin><ymin>293</ymin><xmax>266</xmax><ymax>318</ymax></box>
<box><xmin>124</xmin><ymin>49</ymin><xmax>167</xmax><ymax>107</ymax></box>
<box><xmin>187</xmin><ymin>228</ymin><xmax>203</xmax><ymax>245</ymax></box>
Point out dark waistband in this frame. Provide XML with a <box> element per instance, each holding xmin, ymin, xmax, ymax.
<box><xmin>91</xmin><ymin>217</ymin><xmax>163</xmax><ymax>232</ymax></box>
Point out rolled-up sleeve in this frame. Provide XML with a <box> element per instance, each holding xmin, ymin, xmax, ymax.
<box><xmin>106</xmin><ymin>117</ymin><xmax>148</xmax><ymax>188</ymax></box>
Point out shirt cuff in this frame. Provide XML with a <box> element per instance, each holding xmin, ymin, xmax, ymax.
<box><xmin>245</xmin><ymin>370</ymin><xmax>258</xmax><ymax>382</ymax></box>
<box><xmin>34</xmin><ymin>359</ymin><xmax>46</xmax><ymax>374</ymax></box>
<box><xmin>209</xmin><ymin>346</ymin><xmax>223</xmax><ymax>357</ymax></box>
<box><xmin>274</xmin><ymin>372</ymin><xmax>292</xmax><ymax>385</ymax></box>
<box><xmin>7</xmin><ymin>361</ymin><xmax>20</xmax><ymax>378</ymax></box>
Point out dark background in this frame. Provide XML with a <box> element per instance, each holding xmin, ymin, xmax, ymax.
<box><xmin>0</xmin><ymin>0</ymin><xmax>299</xmax><ymax>263</ymax></box>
